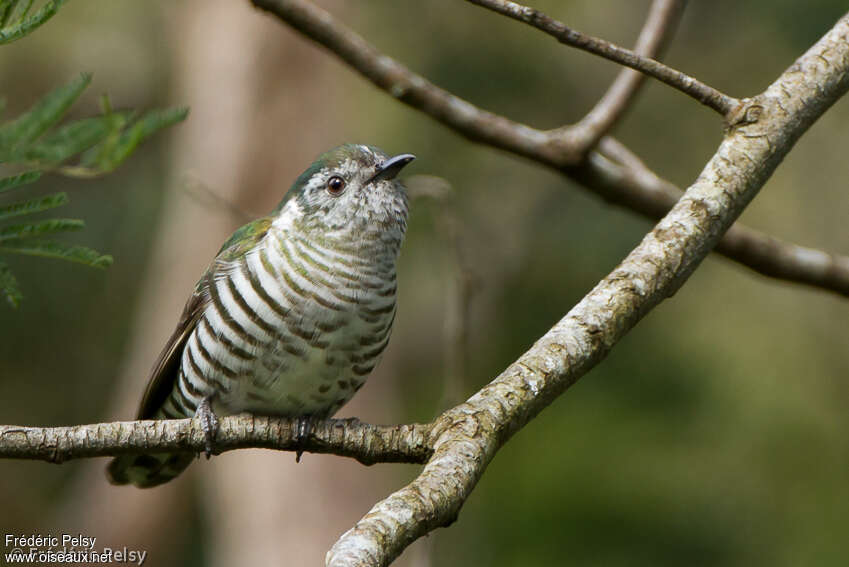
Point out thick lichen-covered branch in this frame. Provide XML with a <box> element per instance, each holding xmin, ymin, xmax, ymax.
<box><xmin>325</xmin><ymin>12</ymin><xmax>849</xmax><ymax>567</ymax></box>
<box><xmin>0</xmin><ymin>416</ymin><xmax>432</xmax><ymax>466</ymax></box>
<box><xmin>251</xmin><ymin>0</ymin><xmax>849</xmax><ymax>298</ymax></box>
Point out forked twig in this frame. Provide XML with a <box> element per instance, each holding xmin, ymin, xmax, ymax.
<box><xmin>561</xmin><ymin>0</ymin><xmax>686</xmax><ymax>150</ymax></box>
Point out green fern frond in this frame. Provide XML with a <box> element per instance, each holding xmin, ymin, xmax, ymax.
<box><xmin>0</xmin><ymin>72</ymin><xmax>90</xmax><ymax>151</ymax></box>
<box><xmin>0</xmin><ymin>0</ymin><xmax>68</xmax><ymax>45</ymax></box>
<box><xmin>102</xmin><ymin>107</ymin><xmax>188</xmax><ymax>168</ymax></box>
<box><xmin>0</xmin><ymin>191</ymin><xmax>67</xmax><ymax>220</ymax></box>
<box><xmin>20</xmin><ymin>112</ymin><xmax>130</xmax><ymax>165</ymax></box>
<box><xmin>0</xmin><ymin>74</ymin><xmax>187</xmax><ymax>175</ymax></box>
<box><xmin>0</xmin><ymin>238</ymin><xmax>112</xmax><ymax>267</ymax></box>
<box><xmin>0</xmin><ymin>170</ymin><xmax>41</xmax><ymax>193</ymax></box>
<box><xmin>72</xmin><ymin>106</ymin><xmax>188</xmax><ymax>176</ymax></box>
<box><xmin>0</xmin><ymin>53</ymin><xmax>187</xmax><ymax>307</ymax></box>
<box><xmin>0</xmin><ymin>217</ymin><xmax>84</xmax><ymax>241</ymax></box>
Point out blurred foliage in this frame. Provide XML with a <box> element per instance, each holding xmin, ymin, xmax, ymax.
<box><xmin>0</xmin><ymin>1</ymin><xmax>187</xmax><ymax>307</ymax></box>
<box><xmin>0</xmin><ymin>0</ymin><xmax>67</xmax><ymax>45</ymax></box>
<box><xmin>0</xmin><ymin>1</ymin><xmax>848</xmax><ymax>566</ymax></box>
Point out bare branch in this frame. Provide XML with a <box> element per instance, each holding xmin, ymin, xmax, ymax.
<box><xmin>250</xmin><ymin>0</ymin><xmax>849</xmax><ymax>298</ymax></box>
<box><xmin>327</xmin><ymin>14</ymin><xmax>849</xmax><ymax>566</ymax></box>
<box><xmin>0</xmin><ymin>417</ymin><xmax>432</xmax><ymax>466</ymax></box>
<box><xmin>562</xmin><ymin>0</ymin><xmax>685</xmax><ymax>150</ymax></box>
<box><xmin>466</xmin><ymin>0</ymin><xmax>737</xmax><ymax>115</ymax></box>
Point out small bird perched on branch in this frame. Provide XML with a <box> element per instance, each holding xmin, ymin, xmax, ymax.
<box><xmin>107</xmin><ymin>144</ymin><xmax>414</xmax><ymax>487</ymax></box>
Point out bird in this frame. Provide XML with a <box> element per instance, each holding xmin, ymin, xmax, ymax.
<box><xmin>107</xmin><ymin>144</ymin><xmax>414</xmax><ymax>488</ymax></box>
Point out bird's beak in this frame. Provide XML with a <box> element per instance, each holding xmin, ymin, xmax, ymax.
<box><xmin>369</xmin><ymin>153</ymin><xmax>415</xmax><ymax>183</ymax></box>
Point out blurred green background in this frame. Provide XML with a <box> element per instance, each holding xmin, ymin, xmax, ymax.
<box><xmin>1</xmin><ymin>1</ymin><xmax>848</xmax><ymax>565</ymax></box>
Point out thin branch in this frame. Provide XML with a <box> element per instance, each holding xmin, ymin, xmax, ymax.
<box><xmin>250</xmin><ymin>0</ymin><xmax>849</xmax><ymax>298</ymax></box>
<box><xmin>562</xmin><ymin>0</ymin><xmax>685</xmax><ymax>150</ymax></box>
<box><xmin>0</xmin><ymin>416</ymin><xmax>432</xmax><ymax>466</ymax></box>
<box><xmin>466</xmin><ymin>0</ymin><xmax>737</xmax><ymax>115</ymax></box>
<box><xmin>327</xmin><ymin>14</ymin><xmax>849</xmax><ymax>566</ymax></box>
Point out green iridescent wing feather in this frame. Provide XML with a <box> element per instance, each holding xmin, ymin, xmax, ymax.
<box><xmin>136</xmin><ymin>217</ymin><xmax>273</xmax><ymax>419</ymax></box>
<box><xmin>216</xmin><ymin>217</ymin><xmax>273</xmax><ymax>261</ymax></box>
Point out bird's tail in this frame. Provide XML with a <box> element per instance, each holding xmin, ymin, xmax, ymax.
<box><xmin>106</xmin><ymin>452</ymin><xmax>195</xmax><ymax>488</ymax></box>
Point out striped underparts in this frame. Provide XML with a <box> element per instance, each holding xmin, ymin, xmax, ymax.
<box><xmin>163</xmin><ymin>227</ymin><xmax>400</xmax><ymax>420</ymax></box>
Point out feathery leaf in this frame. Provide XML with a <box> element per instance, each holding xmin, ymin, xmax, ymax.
<box><xmin>0</xmin><ymin>53</ymin><xmax>187</xmax><ymax>306</ymax></box>
<box><xmin>0</xmin><ymin>218</ymin><xmax>84</xmax><ymax>241</ymax></box>
<box><xmin>20</xmin><ymin>113</ymin><xmax>129</xmax><ymax>165</ymax></box>
<box><xmin>0</xmin><ymin>170</ymin><xmax>41</xmax><ymax>193</ymax></box>
<box><xmin>0</xmin><ymin>72</ymin><xmax>90</xmax><ymax>150</ymax></box>
<box><xmin>79</xmin><ymin>106</ymin><xmax>188</xmax><ymax>173</ymax></box>
<box><xmin>0</xmin><ymin>0</ymin><xmax>68</xmax><ymax>45</ymax></box>
<box><xmin>0</xmin><ymin>192</ymin><xmax>67</xmax><ymax>220</ymax></box>
<box><xmin>0</xmin><ymin>238</ymin><xmax>112</xmax><ymax>267</ymax></box>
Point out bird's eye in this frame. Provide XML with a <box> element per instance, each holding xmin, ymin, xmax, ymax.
<box><xmin>326</xmin><ymin>175</ymin><xmax>346</xmax><ymax>195</ymax></box>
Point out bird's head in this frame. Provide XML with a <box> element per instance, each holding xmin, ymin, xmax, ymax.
<box><xmin>274</xmin><ymin>144</ymin><xmax>414</xmax><ymax>236</ymax></box>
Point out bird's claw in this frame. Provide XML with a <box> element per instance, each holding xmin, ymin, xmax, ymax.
<box><xmin>295</xmin><ymin>415</ymin><xmax>314</xmax><ymax>463</ymax></box>
<box><xmin>195</xmin><ymin>397</ymin><xmax>219</xmax><ymax>459</ymax></box>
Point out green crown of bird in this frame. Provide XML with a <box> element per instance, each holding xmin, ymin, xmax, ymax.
<box><xmin>107</xmin><ymin>144</ymin><xmax>415</xmax><ymax>488</ymax></box>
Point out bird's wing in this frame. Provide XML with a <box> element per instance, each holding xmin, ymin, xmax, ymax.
<box><xmin>136</xmin><ymin>281</ymin><xmax>211</xmax><ymax>419</ymax></box>
<box><xmin>136</xmin><ymin>217</ymin><xmax>274</xmax><ymax>419</ymax></box>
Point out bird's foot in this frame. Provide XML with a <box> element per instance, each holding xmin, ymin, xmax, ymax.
<box><xmin>295</xmin><ymin>415</ymin><xmax>315</xmax><ymax>464</ymax></box>
<box><xmin>195</xmin><ymin>396</ymin><xmax>219</xmax><ymax>459</ymax></box>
